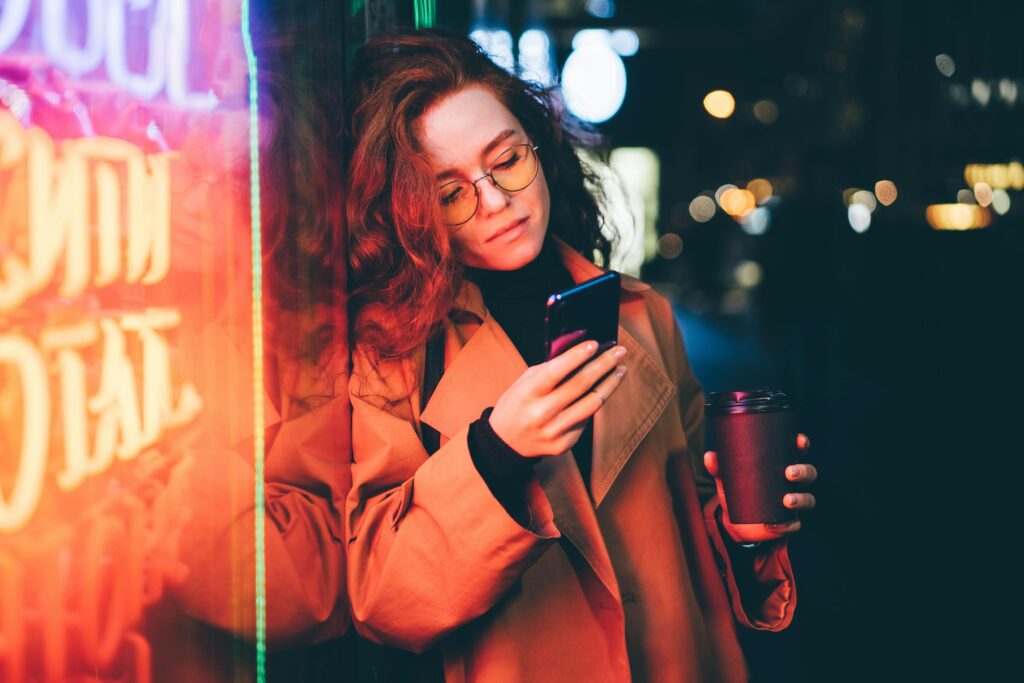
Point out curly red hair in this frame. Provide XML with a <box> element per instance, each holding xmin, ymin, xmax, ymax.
<box><xmin>346</xmin><ymin>28</ymin><xmax>614</xmax><ymax>364</ymax></box>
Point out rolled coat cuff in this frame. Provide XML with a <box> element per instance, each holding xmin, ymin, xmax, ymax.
<box><xmin>702</xmin><ymin>497</ymin><xmax>796</xmax><ymax>631</ymax></box>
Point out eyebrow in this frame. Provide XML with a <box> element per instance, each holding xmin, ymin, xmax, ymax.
<box><xmin>434</xmin><ymin>128</ymin><xmax>519</xmax><ymax>181</ymax></box>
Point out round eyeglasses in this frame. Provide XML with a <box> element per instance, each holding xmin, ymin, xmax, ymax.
<box><xmin>438</xmin><ymin>143</ymin><xmax>541</xmax><ymax>226</ymax></box>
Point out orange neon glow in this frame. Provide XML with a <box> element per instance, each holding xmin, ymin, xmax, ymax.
<box><xmin>720</xmin><ymin>188</ymin><xmax>756</xmax><ymax>217</ymax></box>
<box><xmin>0</xmin><ymin>110</ymin><xmax>173</xmax><ymax>312</ymax></box>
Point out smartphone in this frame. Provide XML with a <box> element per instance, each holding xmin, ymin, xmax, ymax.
<box><xmin>544</xmin><ymin>271</ymin><xmax>620</xmax><ymax>361</ymax></box>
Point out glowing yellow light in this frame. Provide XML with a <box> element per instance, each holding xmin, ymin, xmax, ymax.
<box><xmin>925</xmin><ymin>204</ymin><xmax>992</xmax><ymax>230</ymax></box>
<box><xmin>963</xmin><ymin>162</ymin><xmax>1024</xmax><ymax>191</ymax></box>
<box><xmin>974</xmin><ymin>182</ymin><xmax>993</xmax><ymax>207</ymax></box>
<box><xmin>746</xmin><ymin>178</ymin><xmax>773</xmax><ymax>205</ymax></box>
<box><xmin>703</xmin><ymin>89</ymin><xmax>736</xmax><ymax>119</ymax></box>
<box><xmin>657</xmin><ymin>233</ymin><xmax>684</xmax><ymax>259</ymax></box>
<box><xmin>715</xmin><ymin>184</ymin><xmax>737</xmax><ymax>204</ymax></box>
<box><xmin>720</xmin><ymin>188</ymin><xmax>756</xmax><ymax>217</ymax></box>
<box><xmin>875</xmin><ymin>180</ymin><xmax>898</xmax><ymax>205</ymax></box>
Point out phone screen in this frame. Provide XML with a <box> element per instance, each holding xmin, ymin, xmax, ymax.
<box><xmin>544</xmin><ymin>272</ymin><xmax>620</xmax><ymax>361</ymax></box>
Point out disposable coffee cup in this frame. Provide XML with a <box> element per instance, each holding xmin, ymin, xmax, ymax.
<box><xmin>705</xmin><ymin>390</ymin><xmax>799</xmax><ymax>524</ymax></box>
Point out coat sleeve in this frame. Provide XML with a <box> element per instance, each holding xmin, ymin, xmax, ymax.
<box><xmin>345</xmin><ymin>346</ymin><xmax>560</xmax><ymax>653</ymax></box>
<box><xmin>666</xmin><ymin>302</ymin><xmax>797</xmax><ymax>631</ymax></box>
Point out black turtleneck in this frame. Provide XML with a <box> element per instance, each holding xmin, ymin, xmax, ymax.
<box><xmin>464</xmin><ymin>238</ymin><xmax>597</xmax><ymax>524</ymax></box>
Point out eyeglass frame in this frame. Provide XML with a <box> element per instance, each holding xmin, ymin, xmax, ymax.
<box><xmin>438</xmin><ymin>143</ymin><xmax>541</xmax><ymax>226</ymax></box>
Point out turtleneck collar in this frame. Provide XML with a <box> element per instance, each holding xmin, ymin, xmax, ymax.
<box><xmin>466</xmin><ymin>234</ymin><xmax>566</xmax><ymax>298</ymax></box>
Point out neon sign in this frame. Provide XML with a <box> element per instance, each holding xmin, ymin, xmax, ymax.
<box><xmin>0</xmin><ymin>110</ymin><xmax>202</xmax><ymax>532</ymax></box>
<box><xmin>0</xmin><ymin>0</ymin><xmax>216</xmax><ymax>110</ymax></box>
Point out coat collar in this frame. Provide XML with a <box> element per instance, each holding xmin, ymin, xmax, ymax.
<box><xmin>419</xmin><ymin>236</ymin><xmax>675</xmax><ymax>600</ymax></box>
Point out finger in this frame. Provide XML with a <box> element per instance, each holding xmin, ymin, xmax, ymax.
<box><xmin>548</xmin><ymin>345</ymin><xmax>627</xmax><ymax>409</ymax></box>
<box><xmin>703</xmin><ymin>451</ymin><xmax>720</xmax><ymax>478</ymax></box>
<box><xmin>783</xmin><ymin>493</ymin><xmax>815</xmax><ymax>510</ymax></box>
<box><xmin>796</xmin><ymin>433</ymin><xmax>811</xmax><ymax>451</ymax></box>
<box><xmin>549</xmin><ymin>365</ymin><xmax>627</xmax><ymax>432</ymax></box>
<box><xmin>536</xmin><ymin>340</ymin><xmax>600</xmax><ymax>392</ymax></box>
<box><xmin>766</xmin><ymin>519</ymin><xmax>802</xmax><ymax>535</ymax></box>
<box><xmin>785</xmin><ymin>464</ymin><xmax>818</xmax><ymax>483</ymax></box>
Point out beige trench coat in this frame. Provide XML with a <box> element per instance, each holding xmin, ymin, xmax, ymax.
<box><xmin>347</xmin><ymin>238</ymin><xmax>795</xmax><ymax>682</ymax></box>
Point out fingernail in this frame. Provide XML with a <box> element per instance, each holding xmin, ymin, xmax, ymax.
<box><xmin>785</xmin><ymin>495</ymin><xmax>797</xmax><ymax>506</ymax></box>
<box><xmin>613</xmin><ymin>346</ymin><xmax>627</xmax><ymax>358</ymax></box>
<box><xmin>615</xmin><ymin>365</ymin><xmax>627</xmax><ymax>377</ymax></box>
<box><xmin>587</xmin><ymin>341</ymin><xmax>599</xmax><ymax>353</ymax></box>
<box><xmin>787</xmin><ymin>466</ymin><xmax>799</xmax><ymax>479</ymax></box>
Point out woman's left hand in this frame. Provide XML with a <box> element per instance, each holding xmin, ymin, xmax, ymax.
<box><xmin>704</xmin><ymin>433</ymin><xmax>816</xmax><ymax>544</ymax></box>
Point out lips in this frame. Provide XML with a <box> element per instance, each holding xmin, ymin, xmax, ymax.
<box><xmin>487</xmin><ymin>216</ymin><xmax>528</xmax><ymax>242</ymax></box>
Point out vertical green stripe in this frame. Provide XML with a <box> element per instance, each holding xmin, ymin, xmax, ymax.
<box><xmin>240</xmin><ymin>1</ymin><xmax>267</xmax><ymax>682</ymax></box>
<box><xmin>414</xmin><ymin>0</ymin><xmax>435</xmax><ymax>28</ymax></box>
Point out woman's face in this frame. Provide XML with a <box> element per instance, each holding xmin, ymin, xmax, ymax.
<box><xmin>416</xmin><ymin>85</ymin><xmax>551</xmax><ymax>270</ymax></box>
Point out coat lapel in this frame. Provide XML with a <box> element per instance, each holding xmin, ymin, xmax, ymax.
<box><xmin>419</xmin><ymin>304</ymin><xmax>621</xmax><ymax>600</ymax></box>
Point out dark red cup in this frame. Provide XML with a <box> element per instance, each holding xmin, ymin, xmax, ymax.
<box><xmin>705</xmin><ymin>390</ymin><xmax>800</xmax><ymax>524</ymax></box>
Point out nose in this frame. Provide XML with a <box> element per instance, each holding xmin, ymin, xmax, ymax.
<box><xmin>476</xmin><ymin>175</ymin><xmax>511</xmax><ymax>218</ymax></box>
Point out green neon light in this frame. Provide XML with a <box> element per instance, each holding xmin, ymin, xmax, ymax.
<box><xmin>414</xmin><ymin>0</ymin><xmax>435</xmax><ymax>28</ymax></box>
<box><xmin>240</xmin><ymin>1</ymin><xmax>267</xmax><ymax>681</ymax></box>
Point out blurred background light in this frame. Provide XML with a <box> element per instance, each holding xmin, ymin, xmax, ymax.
<box><xmin>783</xmin><ymin>72</ymin><xmax>809</xmax><ymax>97</ymax></box>
<box><xmin>964</xmin><ymin>162</ymin><xmax>1024</xmax><ymax>190</ymax></box>
<box><xmin>848</xmin><ymin>203</ymin><xmax>871</xmax><ymax>232</ymax></box>
<box><xmin>720</xmin><ymin>188</ymin><xmax>755</xmax><ymax>217</ymax></box>
<box><xmin>715</xmin><ymin>183</ymin><xmax>737</xmax><ymax>204</ymax></box>
<box><xmin>971</xmin><ymin>78</ymin><xmax>991</xmax><ymax>106</ymax></box>
<box><xmin>607</xmin><ymin>147</ymin><xmax>660</xmax><ymax>273</ymax></box>
<box><xmin>935</xmin><ymin>53</ymin><xmax>956</xmax><ymax>77</ymax></box>
<box><xmin>469</xmin><ymin>28</ymin><xmax>514</xmax><ymax>71</ymax></box>
<box><xmin>852</xmin><ymin>189</ymin><xmax>878</xmax><ymax>212</ymax></box>
<box><xmin>746</xmin><ymin>178</ymin><xmax>773</xmax><ymax>204</ymax></box>
<box><xmin>998</xmin><ymin>78</ymin><xmax>1018</xmax><ymax>104</ymax></box>
<box><xmin>752</xmin><ymin>99</ymin><xmax>779</xmax><ymax>124</ymax></box>
<box><xmin>585</xmin><ymin>0</ymin><xmax>616</xmax><ymax>19</ymax></box>
<box><xmin>734</xmin><ymin>260</ymin><xmax>763</xmax><ymax>288</ymax></box>
<box><xmin>703</xmin><ymin>89</ymin><xmax>736</xmax><ymax>119</ymax></box>
<box><xmin>925</xmin><ymin>204</ymin><xmax>992</xmax><ymax>230</ymax></box>
<box><xmin>956</xmin><ymin>188</ymin><xmax>977</xmax><ymax>204</ymax></box>
<box><xmin>610</xmin><ymin>29</ymin><xmax>640</xmax><ymax>57</ymax></box>
<box><xmin>739</xmin><ymin>206</ymin><xmax>770</xmax><ymax>235</ymax></box>
<box><xmin>562</xmin><ymin>33</ymin><xmax>627</xmax><ymax>123</ymax></box>
<box><xmin>842</xmin><ymin>187</ymin><xmax>860</xmax><ymax>205</ymax></box>
<box><xmin>689</xmin><ymin>195</ymin><xmax>717</xmax><ymax>222</ymax></box>
<box><xmin>973</xmin><ymin>182</ymin><xmax>993</xmax><ymax>206</ymax></box>
<box><xmin>991</xmin><ymin>189</ymin><xmax>1011</xmax><ymax>215</ymax></box>
<box><xmin>874</xmin><ymin>179</ymin><xmax>898</xmax><ymax>205</ymax></box>
<box><xmin>657</xmin><ymin>233</ymin><xmax>684</xmax><ymax>260</ymax></box>
<box><xmin>519</xmin><ymin>28</ymin><xmax>555</xmax><ymax>86</ymax></box>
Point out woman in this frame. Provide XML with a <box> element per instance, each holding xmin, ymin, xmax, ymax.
<box><xmin>345</xmin><ymin>28</ymin><xmax>816</xmax><ymax>682</ymax></box>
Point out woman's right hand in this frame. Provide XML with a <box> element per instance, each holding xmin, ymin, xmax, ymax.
<box><xmin>488</xmin><ymin>341</ymin><xmax>628</xmax><ymax>458</ymax></box>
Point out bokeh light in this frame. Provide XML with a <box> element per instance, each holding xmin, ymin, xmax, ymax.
<box><xmin>610</xmin><ymin>29</ymin><xmax>640</xmax><ymax>57</ymax></box>
<box><xmin>925</xmin><ymin>204</ymin><xmax>992</xmax><ymax>230</ymax></box>
<box><xmin>720</xmin><ymin>188</ymin><xmax>756</xmax><ymax>217</ymax></box>
<box><xmin>562</xmin><ymin>33</ymin><xmax>627</xmax><ymax>123</ymax></box>
<box><xmin>657</xmin><ymin>233</ymin><xmax>684</xmax><ymax>259</ymax></box>
<box><xmin>715</xmin><ymin>184</ymin><xmax>737</xmax><ymax>204</ymax></box>
<box><xmin>740</xmin><ymin>207</ymin><xmax>770</xmax><ymax>235</ymax></box>
<box><xmin>688</xmin><ymin>195</ymin><xmax>717</xmax><ymax>222</ymax></box>
<box><xmin>964</xmin><ymin>162</ymin><xmax>1024</xmax><ymax>191</ymax></box>
<box><xmin>753</xmin><ymin>99</ymin><xmax>779</xmax><ymax>124</ymax></box>
<box><xmin>874</xmin><ymin>179</ymin><xmax>898</xmax><ymax>205</ymax></box>
<box><xmin>852</xmin><ymin>190</ymin><xmax>877</xmax><ymax>212</ymax></box>
<box><xmin>935</xmin><ymin>54</ymin><xmax>956</xmax><ymax>77</ymax></box>
<box><xmin>956</xmin><ymin>189</ymin><xmax>977</xmax><ymax>205</ymax></box>
<box><xmin>974</xmin><ymin>182</ymin><xmax>993</xmax><ymax>206</ymax></box>
<box><xmin>746</xmin><ymin>178</ymin><xmax>773</xmax><ymax>204</ymax></box>
<box><xmin>734</xmin><ymin>260</ymin><xmax>763</xmax><ymax>288</ymax></box>
<box><xmin>848</xmin><ymin>203</ymin><xmax>871</xmax><ymax>233</ymax></box>
<box><xmin>703</xmin><ymin>89</ymin><xmax>736</xmax><ymax>119</ymax></box>
<box><xmin>991</xmin><ymin>189</ymin><xmax>1011</xmax><ymax>215</ymax></box>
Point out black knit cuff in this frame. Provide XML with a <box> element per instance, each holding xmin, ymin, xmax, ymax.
<box><xmin>468</xmin><ymin>407</ymin><xmax>535</xmax><ymax>482</ymax></box>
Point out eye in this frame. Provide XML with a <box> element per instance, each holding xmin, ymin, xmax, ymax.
<box><xmin>493</xmin><ymin>151</ymin><xmax>522</xmax><ymax>170</ymax></box>
<box><xmin>440</xmin><ymin>185</ymin><xmax>463</xmax><ymax>205</ymax></box>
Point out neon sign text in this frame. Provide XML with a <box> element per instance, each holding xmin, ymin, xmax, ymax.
<box><xmin>0</xmin><ymin>110</ymin><xmax>172</xmax><ymax>312</ymax></box>
<box><xmin>0</xmin><ymin>0</ymin><xmax>216</xmax><ymax>110</ymax></box>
